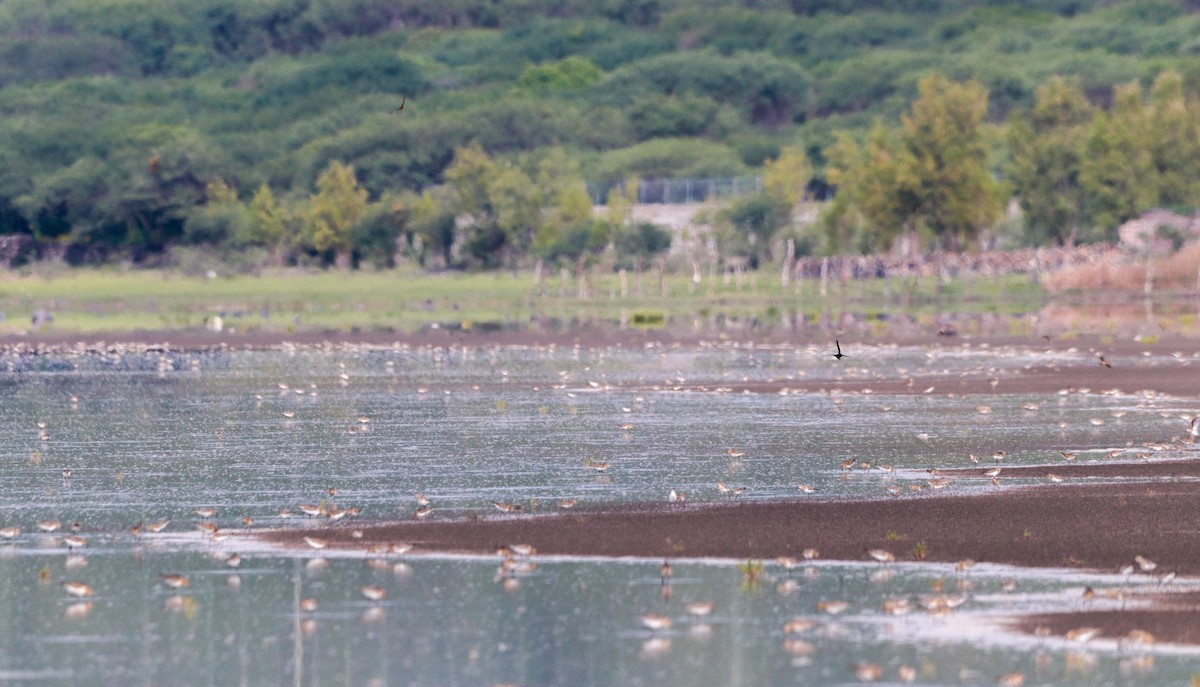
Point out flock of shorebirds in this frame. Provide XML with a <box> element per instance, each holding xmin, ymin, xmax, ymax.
<box><xmin>7</xmin><ymin>340</ymin><xmax>1198</xmax><ymax>683</ymax></box>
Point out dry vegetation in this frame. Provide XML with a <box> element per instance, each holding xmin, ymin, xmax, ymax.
<box><xmin>1043</xmin><ymin>244</ymin><xmax>1200</xmax><ymax>293</ymax></box>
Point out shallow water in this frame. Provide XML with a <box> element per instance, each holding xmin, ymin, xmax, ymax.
<box><xmin>0</xmin><ymin>342</ymin><xmax>1196</xmax><ymax>684</ymax></box>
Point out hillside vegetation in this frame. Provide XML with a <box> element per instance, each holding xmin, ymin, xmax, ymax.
<box><xmin>2</xmin><ymin>0</ymin><xmax>1200</xmax><ymax>271</ymax></box>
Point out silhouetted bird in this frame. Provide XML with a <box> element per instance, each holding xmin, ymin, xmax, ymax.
<box><xmin>391</xmin><ymin>95</ymin><xmax>407</xmax><ymax>113</ymax></box>
<box><xmin>833</xmin><ymin>340</ymin><xmax>845</xmax><ymax>360</ymax></box>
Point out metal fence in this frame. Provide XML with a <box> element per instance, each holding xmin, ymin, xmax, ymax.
<box><xmin>588</xmin><ymin>176</ymin><xmax>763</xmax><ymax>205</ymax></box>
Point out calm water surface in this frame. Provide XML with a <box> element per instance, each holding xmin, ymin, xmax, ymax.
<box><xmin>0</xmin><ymin>342</ymin><xmax>1196</xmax><ymax>685</ymax></box>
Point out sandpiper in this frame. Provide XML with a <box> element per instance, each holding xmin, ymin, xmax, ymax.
<box><xmin>62</xmin><ymin>581</ymin><xmax>94</xmax><ymax>598</ymax></box>
<box><xmin>685</xmin><ymin>601</ymin><xmax>714</xmax><ymax>618</ymax></box>
<box><xmin>303</xmin><ymin>536</ymin><xmax>329</xmax><ymax>550</ymax></box>
<box><xmin>413</xmin><ymin>505</ymin><xmax>435</xmax><ymax>518</ymax></box>
<box><xmin>146</xmin><ymin>519</ymin><xmax>170</xmax><ymax>533</ymax></box>
<box><xmin>415</xmin><ymin>493</ymin><xmax>431</xmax><ymax>507</ymax></box>
<box><xmin>492</xmin><ymin>501</ymin><xmax>522</xmax><ymax>513</ymax></box>
<box><xmin>298</xmin><ymin>504</ymin><xmax>323</xmax><ymax>517</ymax></box>
<box><xmin>840</xmin><ymin>458</ymin><xmax>857</xmax><ymax>470</ymax></box>
<box><xmin>557</xmin><ymin>499</ymin><xmax>577</xmax><ymax>509</ymax></box>
<box><xmin>360</xmin><ymin>585</ymin><xmax>387</xmax><ymax>601</ymax></box>
<box><xmin>817</xmin><ymin>600</ymin><xmax>849</xmax><ymax>615</ymax></box>
<box><xmin>1065</xmin><ymin>626</ymin><xmax>1101</xmax><ymax>643</ymax></box>
<box><xmin>0</xmin><ymin>527</ymin><xmax>20</xmax><ymax>539</ymax></box>
<box><xmin>195</xmin><ymin>521</ymin><xmax>219</xmax><ymax>534</ymax></box>
<box><xmin>992</xmin><ymin>451</ymin><xmax>1006</xmax><ymax>462</ymax></box>
<box><xmin>1134</xmin><ymin>554</ymin><xmax>1157</xmax><ymax>572</ymax></box>
<box><xmin>195</xmin><ymin>507</ymin><xmax>217</xmax><ymax>518</ymax></box>
<box><xmin>63</xmin><ymin>535</ymin><xmax>87</xmax><ymax>550</ymax></box>
<box><xmin>1046</xmin><ymin>473</ymin><xmax>1064</xmax><ymax>483</ymax></box>
<box><xmin>866</xmin><ymin>549</ymin><xmax>894</xmax><ymax>563</ymax></box>
<box><xmin>159</xmin><ymin>574</ymin><xmax>189</xmax><ymax>590</ymax></box>
<box><xmin>727</xmin><ymin>449</ymin><xmax>746</xmax><ymax>457</ymax></box>
<box><xmin>639</xmin><ymin>613</ymin><xmax>671</xmax><ymax>631</ymax></box>
<box><xmin>802</xmin><ymin>548</ymin><xmax>820</xmax><ymax>560</ymax></box>
<box><xmin>797</xmin><ymin>483</ymin><xmax>816</xmax><ymax>494</ymax></box>
<box><xmin>984</xmin><ymin>467</ymin><xmax>1001</xmax><ymax>478</ymax></box>
<box><xmin>225</xmin><ymin>553</ymin><xmax>242</xmax><ymax>568</ymax></box>
<box><xmin>1060</xmin><ymin>451</ymin><xmax>1076</xmax><ymax>461</ymax></box>
<box><xmin>36</xmin><ymin>520</ymin><xmax>62</xmax><ymax>533</ymax></box>
<box><xmin>299</xmin><ymin>598</ymin><xmax>318</xmax><ymax>612</ymax></box>
<box><xmin>997</xmin><ymin>672</ymin><xmax>1026</xmax><ymax>687</ymax></box>
<box><xmin>853</xmin><ymin>663</ymin><xmax>882</xmax><ymax>681</ymax></box>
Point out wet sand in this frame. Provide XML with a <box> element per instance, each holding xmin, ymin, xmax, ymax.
<box><xmin>268</xmin><ymin>466</ymin><xmax>1200</xmax><ymax>573</ymax></box>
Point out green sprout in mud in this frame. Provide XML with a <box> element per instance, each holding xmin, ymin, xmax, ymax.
<box><xmin>738</xmin><ymin>559</ymin><xmax>765</xmax><ymax>590</ymax></box>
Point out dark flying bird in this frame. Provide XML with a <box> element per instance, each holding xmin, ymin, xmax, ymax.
<box><xmin>391</xmin><ymin>94</ymin><xmax>407</xmax><ymax>114</ymax></box>
<box><xmin>833</xmin><ymin>340</ymin><xmax>845</xmax><ymax>360</ymax></box>
<box><xmin>1098</xmin><ymin>355</ymin><xmax>1111</xmax><ymax>368</ymax></box>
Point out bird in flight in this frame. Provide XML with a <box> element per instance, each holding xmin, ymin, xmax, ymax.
<box><xmin>833</xmin><ymin>340</ymin><xmax>845</xmax><ymax>360</ymax></box>
<box><xmin>1098</xmin><ymin>355</ymin><xmax>1111</xmax><ymax>368</ymax></box>
<box><xmin>391</xmin><ymin>95</ymin><xmax>407</xmax><ymax>114</ymax></box>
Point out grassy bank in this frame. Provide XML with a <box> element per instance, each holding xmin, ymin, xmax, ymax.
<box><xmin>0</xmin><ymin>267</ymin><xmax>1045</xmax><ymax>337</ymax></box>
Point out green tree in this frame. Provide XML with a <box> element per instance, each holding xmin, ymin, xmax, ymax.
<box><xmin>762</xmin><ymin>145</ymin><xmax>813</xmax><ymax>208</ymax></box>
<box><xmin>1080</xmin><ymin>82</ymin><xmax>1157</xmax><ymax>236</ymax></box>
<box><xmin>246</xmin><ymin>183</ymin><xmax>288</xmax><ymax>264</ymax></box>
<box><xmin>304</xmin><ymin>161</ymin><xmax>367</xmax><ymax>268</ymax></box>
<box><xmin>901</xmin><ymin>75</ymin><xmax>1002</xmax><ymax>251</ymax></box>
<box><xmin>1006</xmin><ymin>77</ymin><xmax>1093</xmax><ymax>246</ymax></box>
<box><xmin>1144</xmin><ymin>70</ymin><xmax>1200</xmax><ymax>209</ymax></box>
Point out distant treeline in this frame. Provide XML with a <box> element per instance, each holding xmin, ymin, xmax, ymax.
<box><xmin>1</xmin><ymin>0</ymin><xmax>1199</xmax><ymax>269</ymax></box>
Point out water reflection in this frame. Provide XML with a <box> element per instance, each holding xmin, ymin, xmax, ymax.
<box><xmin>0</xmin><ymin>343</ymin><xmax>1196</xmax><ymax>684</ymax></box>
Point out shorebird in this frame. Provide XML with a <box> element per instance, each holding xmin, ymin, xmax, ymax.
<box><xmin>639</xmin><ymin>613</ymin><xmax>671</xmax><ymax>631</ymax></box>
<box><xmin>361</xmin><ymin>585</ymin><xmax>387</xmax><ymax>601</ymax></box>
<box><xmin>492</xmin><ymin>501</ymin><xmax>522</xmax><ymax>513</ymax></box>
<box><xmin>817</xmin><ymin>600</ymin><xmax>849</xmax><ymax>615</ymax></box>
<box><xmin>1060</xmin><ymin>451</ymin><xmax>1076</xmax><ymax>461</ymax></box>
<box><xmin>1046</xmin><ymin>473</ymin><xmax>1064</xmax><ymax>483</ymax></box>
<box><xmin>413</xmin><ymin>505</ymin><xmax>435</xmax><ymax>518</ymax></box>
<box><xmin>299</xmin><ymin>598</ymin><xmax>318</xmax><ymax>612</ymax></box>
<box><xmin>63</xmin><ymin>535</ymin><xmax>87</xmax><ymax>550</ymax></box>
<box><xmin>557</xmin><ymin>498</ymin><xmax>577</xmax><ymax>509</ymax></box>
<box><xmin>415</xmin><ymin>493</ymin><xmax>430</xmax><ymax>507</ymax></box>
<box><xmin>1098</xmin><ymin>355</ymin><xmax>1112</xmax><ymax>368</ymax></box>
<box><xmin>62</xmin><ymin>581</ymin><xmax>94</xmax><ymax>598</ymax></box>
<box><xmin>992</xmin><ymin>451</ymin><xmax>1006</xmax><ymax>462</ymax></box>
<box><xmin>726</xmin><ymin>449</ymin><xmax>746</xmax><ymax>457</ymax></box>
<box><xmin>36</xmin><ymin>520</ymin><xmax>61</xmax><ymax>533</ymax></box>
<box><xmin>159</xmin><ymin>574</ymin><xmax>189</xmax><ymax>590</ymax></box>
<box><xmin>833</xmin><ymin>340</ymin><xmax>845</xmax><ymax>360</ymax></box>
<box><xmin>997</xmin><ymin>672</ymin><xmax>1026</xmax><ymax>687</ymax></box>
<box><xmin>853</xmin><ymin>663</ymin><xmax>882</xmax><ymax>681</ymax></box>
<box><xmin>797</xmin><ymin>483</ymin><xmax>816</xmax><ymax>493</ymax></box>
<box><xmin>685</xmin><ymin>601</ymin><xmax>714</xmax><ymax>618</ymax></box>
<box><xmin>840</xmin><ymin>458</ymin><xmax>857</xmax><ymax>471</ymax></box>
<box><xmin>0</xmin><ymin>527</ymin><xmax>20</xmax><ymax>539</ymax></box>
<box><xmin>1134</xmin><ymin>554</ymin><xmax>1157</xmax><ymax>572</ymax></box>
<box><xmin>866</xmin><ymin>548</ymin><xmax>894</xmax><ymax>563</ymax></box>
<box><xmin>298</xmin><ymin>504</ymin><xmax>323</xmax><ymax>517</ymax></box>
<box><xmin>225</xmin><ymin>553</ymin><xmax>242</xmax><ymax>568</ymax></box>
<box><xmin>390</xmin><ymin>94</ymin><xmax>407</xmax><ymax>113</ymax></box>
<box><xmin>303</xmin><ymin>536</ymin><xmax>329</xmax><ymax>550</ymax></box>
<box><xmin>802</xmin><ymin>548</ymin><xmax>820</xmax><ymax>560</ymax></box>
<box><xmin>1065</xmin><ymin>626</ymin><xmax>1101</xmax><ymax>643</ymax></box>
<box><xmin>984</xmin><ymin>467</ymin><xmax>1001</xmax><ymax>478</ymax></box>
<box><xmin>195</xmin><ymin>507</ymin><xmax>217</xmax><ymax>518</ymax></box>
